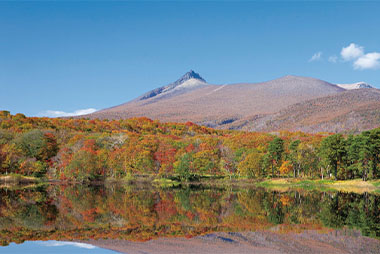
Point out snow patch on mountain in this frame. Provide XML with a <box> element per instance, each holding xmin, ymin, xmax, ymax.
<box><xmin>166</xmin><ymin>78</ymin><xmax>207</xmax><ymax>92</ymax></box>
<box><xmin>336</xmin><ymin>82</ymin><xmax>373</xmax><ymax>90</ymax></box>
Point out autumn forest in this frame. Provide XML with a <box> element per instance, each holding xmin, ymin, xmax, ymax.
<box><xmin>1</xmin><ymin>110</ymin><xmax>380</xmax><ymax>183</ymax></box>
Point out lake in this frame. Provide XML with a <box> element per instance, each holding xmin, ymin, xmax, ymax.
<box><xmin>0</xmin><ymin>183</ymin><xmax>379</xmax><ymax>253</ymax></box>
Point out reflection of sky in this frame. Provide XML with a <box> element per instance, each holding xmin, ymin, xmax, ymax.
<box><xmin>1</xmin><ymin>241</ymin><xmax>117</xmax><ymax>254</ymax></box>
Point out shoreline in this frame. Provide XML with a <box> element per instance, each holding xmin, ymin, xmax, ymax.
<box><xmin>0</xmin><ymin>174</ymin><xmax>41</xmax><ymax>184</ymax></box>
<box><xmin>1</xmin><ymin>174</ymin><xmax>379</xmax><ymax>193</ymax></box>
<box><xmin>257</xmin><ymin>178</ymin><xmax>380</xmax><ymax>194</ymax></box>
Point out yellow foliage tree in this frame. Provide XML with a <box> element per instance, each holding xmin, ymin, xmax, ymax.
<box><xmin>237</xmin><ymin>151</ymin><xmax>263</xmax><ymax>178</ymax></box>
<box><xmin>279</xmin><ymin>160</ymin><xmax>293</xmax><ymax>175</ymax></box>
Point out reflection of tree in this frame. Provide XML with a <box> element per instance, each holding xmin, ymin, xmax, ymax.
<box><xmin>236</xmin><ymin>189</ymin><xmax>266</xmax><ymax>223</ymax></box>
<box><xmin>320</xmin><ymin>194</ymin><xmax>346</xmax><ymax>228</ymax></box>
<box><xmin>0</xmin><ymin>187</ymin><xmax>58</xmax><ymax>245</ymax></box>
<box><xmin>319</xmin><ymin>192</ymin><xmax>380</xmax><ymax>238</ymax></box>
<box><xmin>0</xmin><ymin>186</ymin><xmax>379</xmax><ymax>246</ymax></box>
<box><xmin>175</xmin><ymin>188</ymin><xmax>192</xmax><ymax>212</ymax></box>
<box><xmin>263</xmin><ymin>192</ymin><xmax>284</xmax><ymax>224</ymax></box>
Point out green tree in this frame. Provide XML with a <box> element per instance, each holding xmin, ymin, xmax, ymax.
<box><xmin>15</xmin><ymin>130</ymin><xmax>57</xmax><ymax>161</ymax></box>
<box><xmin>319</xmin><ymin>134</ymin><xmax>346</xmax><ymax>179</ymax></box>
<box><xmin>0</xmin><ymin>129</ymin><xmax>13</xmax><ymax>145</ymax></box>
<box><xmin>267</xmin><ymin>137</ymin><xmax>284</xmax><ymax>177</ymax></box>
<box><xmin>356</xmin><ymin>130</ymin><xmax>380</xmax><ymax>180</ymax></box>
<box><xmin>345</xmin><ymin>135</ymin><xmax>361</xmax><ymax>179</ymax></box>
<box><xmin>297</xmin><ymin>143</ymin><xmax>319</xmax><ymax>178</ymax></box>
<box><xmin>65</xmin><ymin>149</ymin><xmax>100</xmax><ymax>182</ymax></box>
<box><xmin>367</xmin><ymin>129</ymin><xmax>380</xmax><ymax>179</ymax></box>
<box><xmin>174</xmin><ymin>153</ymin><xmax>192</xmax><ymax>181</ymax></box>
<box><xmin>288</xmin><ymin>140</ymin><xmax>300</xmax><ymax>178</ymax></box>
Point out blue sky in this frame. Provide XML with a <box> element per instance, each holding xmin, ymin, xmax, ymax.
<box><xmin>1</xmin><ymin>1</ymin><xmax>380</xmax><ymax>117</ymax></box>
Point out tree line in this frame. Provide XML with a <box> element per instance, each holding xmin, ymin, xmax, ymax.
<box><xmin>0</xmin><ymin>110</ymin><xmax>379</xmax><ymax>181</ymax></box>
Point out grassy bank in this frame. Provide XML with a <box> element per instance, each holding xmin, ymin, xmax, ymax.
<box><xmin>258</xmin><ymin>178</ymin><xmax>380</xmax><ymax>193</ymax></box>
<box><xmin>0</xmin><ymin>174</ymin><xmax>43</xmax><ymax>189</ymax></box>
<box><xmin>0</xmin><ymin>174</ymin><xmax>41</xmax><ymax>184</ymax></box>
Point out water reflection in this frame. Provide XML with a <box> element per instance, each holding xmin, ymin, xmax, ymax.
<box><xmin>1</xmin><ymin>241</ymin><xmax>116</xmax><ymax>254</ymax></box>
<box><xmin>0</xmin><ymin>184</ymin><xmax>379</xmax><ymax>247</ymax></box>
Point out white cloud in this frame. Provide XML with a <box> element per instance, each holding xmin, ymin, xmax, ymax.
<box><xmin>37</xmin><ymin>241</ymin><xmax>96</xmax><ymax>249</ymax></box>
<box><xmin>328</xmin><ymin>55</ymin><xmax>338</xmax><ymax>63</ymax></box>
<box><xmin>37</xmin><ymin>108</ymin><xmax>97</xmax><ymax>117</ymax></box>
<box><xmin>341</xmin><ymin>43</ymin><xmax>364</xmax><ymax>61</ymax></box>
<box><xmin>337</xmin><ymin>43</ymin><xmax>380</xmax><ymax>70</ymax></box>
<box><xmin>354</xmin><ymin>52</ymin><xmax>380</xmax><ymax>70</ymax></box>
<box><xmin>309</xmin><ymin>52</ymin><xmax>322</xmax><ymax>62</ymax></box>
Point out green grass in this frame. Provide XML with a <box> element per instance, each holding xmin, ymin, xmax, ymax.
<box><xmin>152</xmin><ymin>178</ymin><xmax>181</xmax><ymax>188</ymax></box>
<box><xmin>370</xmin><ymin>179</ymin><xmax>380</xmax><ymax>188</ymax></box>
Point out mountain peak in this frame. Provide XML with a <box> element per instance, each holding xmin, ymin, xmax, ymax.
<box><xmin>138</xmin><ymin>70</ymin><xmax>207</xmax><ymax>101</ymax></box>
<box><xmin>174</xmin><ymin>70</ymin><xmax>206</xmax><ymax>86</ymax></box>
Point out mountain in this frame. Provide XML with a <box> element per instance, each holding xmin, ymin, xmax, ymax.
<box><xmin>137</xmin><ymin>70</ymin><xmax>207</xmax><ymax>101</ymax></box>
<box><xmin>228</xmin><ymin>88</ymin><xmax>380</xmax><ymax>133</ymax></box>
<box><xmin>86</xmin><ymin>71</ymin><xmax>380</xmax><ymax>133</ymax></box>
<box><xmin>336</xmin><ymin>82</ymin><xmax>373</xmax><ymax>90</ymax></box>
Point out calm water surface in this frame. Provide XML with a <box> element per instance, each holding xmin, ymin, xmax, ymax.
<box><xmin>0</xmin><ymin>183</ymin><xmax>379</xmax><ymax>253</ymax></box>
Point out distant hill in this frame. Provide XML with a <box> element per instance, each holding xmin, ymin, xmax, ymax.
<box><xmin>85</xmin><ymin>71</ymin><xmax>380</xmax><ymax>133</ymax></box>
<box><xmin>228</xmin><ymin>88</ymin><xmax>380</xmax><ymax>133</ymax></box>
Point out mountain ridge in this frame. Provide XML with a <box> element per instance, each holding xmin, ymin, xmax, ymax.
<box><xmin>86</xmin><ymin>71</ymin><xmax>380</xmax><ymax>133</ymax></box>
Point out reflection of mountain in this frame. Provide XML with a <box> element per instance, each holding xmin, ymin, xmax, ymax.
<box><xmin>0</xmin><ymin>185</ymin><xmax>379</xmax><ymax>248</ymax></box>
<box><xmin>84</xmin><ymin>230</ymin><xmax>380</xmax><ymax>254</ymax></box>
<box><xmin>86</xmin><ymin>71</ymin><xmax>380</xmax><ymax>133</ymax></box>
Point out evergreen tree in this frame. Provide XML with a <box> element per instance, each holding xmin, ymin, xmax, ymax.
<box><xmin>319</xmin><ymin>134</ymin><xmax>346</xmax><ymax>179</ymax></box>
<box><xmin>267</xmin><ymin>137</ymin><xmax>284</xmax><ymax>177</ymax></box>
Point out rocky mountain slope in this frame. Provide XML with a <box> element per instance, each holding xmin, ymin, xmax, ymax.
<box><xmin>136</xmin><ymin>70</ymin><xmax>207</xmax><ymax>102</ymax></box>
<box><xmin>228</xmin><ymin>88</ymin><xmax>380</xmax><ymax>133</ymax></box>
<box><xmin>85</xmin><ymin>71</ymin><xmax>380</xmax><ymax>133</ymax></box>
